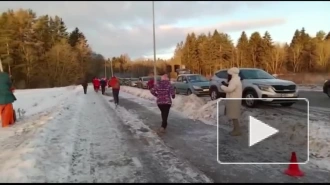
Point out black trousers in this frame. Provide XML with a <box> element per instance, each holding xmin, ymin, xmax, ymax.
<box><xmin>101</xmin><ymin>85</ymin><xmax>106</xmax><ymax>94</ymax></box>
<box><xmin>83</xmin><ymin>86</ymin><xmax>87</xmax><ymax>94</ymax></box>
<box><xmin>112</xmin><ymin>89</ymin><xmax>119</xmax><ymax>104</ymax></box>
<box><xmin>157</xmin><ymin>104</ymin><xmax>171</xmax><ymax>129</ymax></box>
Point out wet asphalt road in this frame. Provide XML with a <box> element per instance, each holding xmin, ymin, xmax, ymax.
<box><xmin>295</xmin><ymin>91</ymin><xmax>329</xmax><ymax>109</ymax></box>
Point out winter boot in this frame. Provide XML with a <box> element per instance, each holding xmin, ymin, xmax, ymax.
<box><xmin>230</xmin><ymin>119</ymin><xmax>242</xmax><ymax>136</ymax></box>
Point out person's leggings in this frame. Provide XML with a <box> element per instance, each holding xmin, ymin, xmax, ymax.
<box><xmin>83</xmin><ymin>86</ymin><xmax>87</xmax><ymax>94</ymax></box>
<box><xmin>101</xmin><ymin>85</ymin><xmax>106</xmax><ymax>94</ymax></box>
<box><xmin>157</xmin><ymin>104</ymin><xmax>171</xmax><ymax>129</ymax></box>
<box><xmin>112</xmin><ymin>89</ymin><xmax>120</xmax><ymax>104</ymax></box>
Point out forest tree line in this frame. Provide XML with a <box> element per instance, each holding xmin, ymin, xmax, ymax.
<box><xmin>2</xmin><ymin>9</ymin><xmax>329</xmax><ymax>89</ymax></box>
<box><xmin>110</xmin><ymin>28</ymin><xmax>330</xmax><ymax>78</ymax></box>
<box><xmin>0</xmin><ymin>9</ymin><xmax>175</xmax><ymax>88</ymax></box>
<box><xmin>0</xmin><ymin>9</ymin><xmax>109</xmax><ymax>88</ymax></box>
<box><xmin>169</xmin><ymin>28</ymin><xmax>330</xmax><ymax>76</ymax></box>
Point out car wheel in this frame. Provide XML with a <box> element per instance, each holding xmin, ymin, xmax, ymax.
<box><xmin>210</xmin><ymin>88</ymin><xmax>219</xmax><ymax>100</ymax></box>
<box><xmin>327</xmin><ymin>87</ymin><xmax>330</xmax><ymax>98</ymax></box>
<box><xmin>243</xmin><ymin>90</ymin><xmax>258</xmax><ymax>108</ymax></box>
<box><xmin>280</xmin><ymin>102</ymin><xmax>295</xmax><ymax>107</ymax></box>
<box><xmin>187</xmin><ymin>89</ymin><xmax>192</xmax><ymax>95</ymax></box>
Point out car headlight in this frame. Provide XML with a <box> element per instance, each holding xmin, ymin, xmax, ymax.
<box><xmin>253</xmin><ymin>83</ymin><xmax>272</xmax><ymax>91</ymax></box>
<box><xmin>193</xmin><ymin>85</ymin><xmax>202</xmax><ymax>90</ymax></box>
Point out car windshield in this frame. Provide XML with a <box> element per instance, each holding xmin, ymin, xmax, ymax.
<box><xmin>131</xmin><ymin>78</ymin><xmax>138</xmax><ymax>81</ymax></box>
<box><xmin>186</xmin><ymin>75</ymin><xmax>208</xmax><ymax>82</ymax></box>
<box><xmin>240</xmin><ymin>69</ymin><xmax>275</xmax><ymax>79</ymax></box>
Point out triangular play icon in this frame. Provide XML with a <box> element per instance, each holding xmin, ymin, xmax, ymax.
<box><xmin>249</xmin><ymin>116</ymin><xmax>279</xmax><ymax>147</ymax></box>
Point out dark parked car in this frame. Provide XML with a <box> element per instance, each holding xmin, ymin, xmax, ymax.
<box><xmin>323</xmin><ymin>79</ymin><xmax>330</xmax><ymax>97</ymax></box>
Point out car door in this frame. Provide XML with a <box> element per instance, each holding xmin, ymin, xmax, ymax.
<box><xmin>176</xmin><ymin>76</ymin><xmax>183</xmax><ymax>92</ymax></box>
<box><xmin>215</xmin><ymin>70</ymin><xmax>228</xmax><ymax>93</ymax></box>
<box><xmin>181</xmin><ymin>76</ymin><xmax>189</xmax><ymax>91</ymax></box>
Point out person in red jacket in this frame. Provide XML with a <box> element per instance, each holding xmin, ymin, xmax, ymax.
<box><xmin>109</xmin><ymin>76</ymin><xmax>120</xmax><ymax>107</ymax></box>
<box><xmin>92</xmin><ymin>77</ymin><xmax>100</xmax><ymax>92</ymax></box>
<box><xmin>147</xmin><ymin>72</ymin><xmax>155</xmax><ymax>89</ymax></box>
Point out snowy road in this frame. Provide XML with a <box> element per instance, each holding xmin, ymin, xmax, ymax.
<box><xmin>0</xmin><ymin>86</ymin><xmax>211</xmax><ymax>183</ymax></box>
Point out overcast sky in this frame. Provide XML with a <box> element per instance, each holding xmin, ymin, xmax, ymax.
<box><xmin>1</xmin><ymin>1</ymin><xmax>330</xmax><ymax>59</ymax></box>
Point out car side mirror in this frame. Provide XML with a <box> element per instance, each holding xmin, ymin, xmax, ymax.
<box><xmin>183</xmin><ymin>80</ymin><xmax>187</xmax><ymax>83</ymax></box>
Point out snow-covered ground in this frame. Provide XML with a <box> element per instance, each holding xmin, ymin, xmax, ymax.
<box><xmin>0</xmin><ymin>86</ymin><xmax>212</xmax><ymax>183</ymax></box>
<box><xmin>0</xmin><ymin>86</ymin><xmax>81</xmax><ymax>146</ymax></box>
<box><xmin>119</xmin><ymin>86</ymin><xmax>330</xmax><ymax>172</ymax></box>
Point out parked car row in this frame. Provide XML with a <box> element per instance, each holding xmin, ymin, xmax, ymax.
<box><xmin>121</xmin><ymin>67</ymin><xmax>326</xmax><ymax>108</ymax></box>
<box><xmin>119</xmin><ymin>76</ymin><xmax>161</xmax><ymax>89</ymax></box>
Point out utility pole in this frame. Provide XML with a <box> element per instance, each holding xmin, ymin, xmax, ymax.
<box><xmin>110</xmin><ymin>58</ymin><xmax>114</xmax><ymax>77</ymax></box>
<box><xmin>104</xmin><ymin>59</ymin><xmax>107</xmax><ymax>78</ymax></box>
<box><xmin>152</xmin><ymin>1</ymin><xmax>157</xmax><ymax>83</ymax></box>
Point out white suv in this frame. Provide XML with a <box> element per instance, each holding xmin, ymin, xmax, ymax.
<box><xmin>209</xmin><ymin>68</ymin><xmax>299</xmax><ymax>107</ymax></box>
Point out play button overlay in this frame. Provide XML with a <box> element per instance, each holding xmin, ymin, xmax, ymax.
<box><xmin>216</xmin><ymin>98</ymin><xmax>309</xmax><ymax>165</ymax></box>
<box><xmin>249</xmin><ymin>116</ymin><xmax>278</xmax><ymax>147</ymax></box>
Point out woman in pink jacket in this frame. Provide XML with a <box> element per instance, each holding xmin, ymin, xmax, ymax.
<box><xmin>150</xmin><ymin>74</ymin><xmax>175</xmax><ymax>134</ymax></box>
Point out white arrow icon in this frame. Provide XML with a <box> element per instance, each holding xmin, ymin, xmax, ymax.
<box><xmin>249</xmin><ymin>116</ymin><xmax>279</xmax><ymax>147</ymax></box>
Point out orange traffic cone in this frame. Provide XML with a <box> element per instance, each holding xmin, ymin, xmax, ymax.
<box><xmin>284</xmin><ymin>152</ymin><xmax>304</xmax><ymax>177</ymax></box>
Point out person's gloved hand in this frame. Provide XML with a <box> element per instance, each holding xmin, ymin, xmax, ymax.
<box><xmin>172</xmin><ymin>95</ymin><xmax>175</xmax><ymax>99</ymax></box>
<box><xmin>221</xmin><ymin>81</ymin><xmax>228</xmax><ymax>86</ymax></box>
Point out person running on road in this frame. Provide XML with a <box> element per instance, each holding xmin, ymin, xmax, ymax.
<box><xmin>220</xmin><ymin>67</ymin><xmax>243</xmax><ymax>136</ymax></box>
<box><xmin>150</xmin><ymin>74</ymin><xmax>175</xmax><ymax>134</ymax></box>
<box><xmin>109</xmin><ymin>76</ymin><xmax>120</xmax><ymax>107</ymax></box>
<box><xmin>92</xmin><ymin>77</ymin><xmax>100</xmax><ymax>92</ymax></box>
<box><xmin>81</xmin><ymin>76</ymin><xmax>88</xmax><ymax>94</ymax></box>
<box><xmin>0</xmin><ymin>63</ymin><xmax>17</xmax><ymax>127</ymax></box>
<box><xmin>100</xmin><ymin>77</ymin><xmax>107</xmax><ymax>95</ymax></box>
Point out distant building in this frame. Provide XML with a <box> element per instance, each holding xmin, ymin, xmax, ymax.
<box><xmin>166</xmin><ymin>60</ymin><xmax>191</xmax><ymax>79</ymax></box>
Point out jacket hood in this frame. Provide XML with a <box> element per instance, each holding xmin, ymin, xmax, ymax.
<box><xmin>228</xmin><ymin>67</ymin><xmax>240</xmax><ymax>76</ymax></box>
<box><xmin>161</xmin><ymin>74</ymin><xmax>169</xmax><ymax>81</ymax></box>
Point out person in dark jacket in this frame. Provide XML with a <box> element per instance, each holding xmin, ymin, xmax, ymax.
<box><xmin>150</xmin><ymin>74</ymin><xmax>175</xmax><ymax>134</ymax></box>
<box><xmin>100</xmin><ymin>78</ymin><xmax>107</xmax><ymax>95</ymax></box>
<box><xmin>0</xmin><ymin>64</ymin><xmax>17</xmax><ymax>127</ymax></box>
<box><xmin>81</xmin><ymin>77</ymin><xmax>88</xmax><ymax>94</ymax></box>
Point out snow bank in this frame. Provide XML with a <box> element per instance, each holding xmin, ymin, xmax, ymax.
<box><xmin>298</xmin><ymin>85</ymin><xmax>323</xmax><ymax>92</ymax></box>
<box><xmin>13</xmin><ymin>85</ymin><xmax>80</xmax><ymax>118</ymax></box>
<box><xmin>120</xmin><ymin>86</ymin><xmax>330</xmax><ymax>171</ymax></box>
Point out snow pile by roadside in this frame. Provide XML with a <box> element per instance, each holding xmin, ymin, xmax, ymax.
<box><xmin>120</xmin><ymin>86</ymin><xmax>217</xmax><ymax>121</ymax></box>
<box><xmin>13</xmin><ymin>85</ymin><xmax>80</xmax><ymax>118</ymax></box>
<box><xmin>298</xmin><ymin>85</ymin><xmax>323</xmax><ymax>92</ymax></box>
